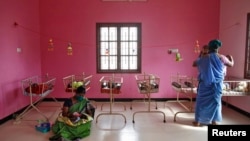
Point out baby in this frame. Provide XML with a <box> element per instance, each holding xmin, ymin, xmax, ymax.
<box><xmin>199</xmin><ymin>45</ymin><xmax>209</xmax><ymax>57</ymax></box>
<box><xmin>221</xmin><ymin>54</ymin><xmax>234</xmax><ymax>76</ymax></box>
<box><xmin>192</xmin><ymin>45</ymin><xmax>209</xmax><ymax>67</ymax></box>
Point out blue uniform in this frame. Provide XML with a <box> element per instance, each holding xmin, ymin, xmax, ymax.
<box><xmin>195</xmin><ymin>53</ymin><xmax>226</xmax><ymax>124</ymax></box>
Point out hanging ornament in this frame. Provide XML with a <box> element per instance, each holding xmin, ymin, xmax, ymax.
<box><xmin>194</xmin><ymin>40</ymin><xmax>200</xmax><ymax>53</ymax></box>
<box><xmin>175</xmin><ymin>52</ymin><xmax>183</xmax><ymax>61</ymax></box>
<box><xmin>48</xmin><ymin>38</ymin><xmax>54</xmax><ymax>51</ymax></box>
<box><xmin>67</xmin><ymin>42</ymin><xmax>73</xmax><ymax>55</ymax></box>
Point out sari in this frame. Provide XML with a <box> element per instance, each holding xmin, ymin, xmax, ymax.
<box><xmin>194</xmin><ymin>53</ymin><xmax>225</xmax><ymax>124</ymax></box>
<box><xmin>51</xmin><ymin>99</ymin><xmax>93</xmax><ymax>140</ymax></box>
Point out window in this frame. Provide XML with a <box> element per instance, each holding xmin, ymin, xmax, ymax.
<box><xmin>96</xmin><ymin>23</ymin><xmax>141</xmax><ymax>73</ymax></box>
<box><xmin>244</xmin><ymin>13</ymin><xmax>250</xmax><ymax>79</ymax></box>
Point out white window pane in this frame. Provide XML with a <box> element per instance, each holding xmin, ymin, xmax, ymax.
<box><xmin>130</xmin><ymin>56</ymin><xmax>137</xmax><ymax>69</ymax></box>
<box><xmin>129</xmin><ymin>27</ymin><xmax>137</xmax><ymax>40</ymax></box>
<box><xmin>121</xmin><ymin>27</ymin><xmax>129</xmax><ymax>41</ymax></box>
<box><xmin>100</xmin><ymin>42</ymin><xmax>109</xmax><ymax>55</ymax></box>
<box><xmin>121</xmin><ymin>56</ymin><xmax>129</xmax><ymax>69</ymax></box>
<box><xmin>129</xmin><ymin>42</ymin><xmax>137</xmax><ymax>55</ymax></box>
<box><xmin>100</xmin><ymin>27</ymin><xmax>109</xmax><ymax>41</ymax></box>
<box><xmin>98</xmin><ymin>23</ymin><xmax>140</xmax><ymax>72</ymax></box>
<box><xmin>109</xmin><ymin>56</ymin><xmax>117</xmax><ymax>69</ymax></box>
<box><xmin>121</xmin><ymin>42</ymin><xmax>129</xmax><ymax>55</ymax></box>
<box><xmin>109</xmin><ymin>42</ymin><xmax>117</xmax><ymax>55</ymax></box>
<box><xmin>109</xmin><ymin>27</ymin><xmax>117</xmax><ymax>41</ymax></box>
<box><xmin>101</xmin><ymin>56</ymin><xmax>109</xmax><ymax>69</ymax></box>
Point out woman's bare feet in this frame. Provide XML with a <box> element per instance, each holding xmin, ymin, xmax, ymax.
<box><xmin>212</xmin><ymin>121</ymin><xmax>217</xmax><ymax>125</ymax></box>
<box><xmin>192</xmin><ymin>121</ymin><xmax>201</xmax><ymax>127</ymax></box>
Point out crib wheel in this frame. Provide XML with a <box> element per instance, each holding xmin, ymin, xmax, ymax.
<box><xmin>163</xmin><ymin>120</ymin><xmax>166</xmax><ymax>123</ymax></box>
<box><xmin>132</xmin><ymin>120</ymin><xmax>135</xmax><ymax>123</ymax></box>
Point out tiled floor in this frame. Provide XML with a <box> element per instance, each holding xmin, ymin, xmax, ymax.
<box><xmin>0</xmin><ymin>100</ymin><xmax>249</xmax><ymax>141</ymax></box>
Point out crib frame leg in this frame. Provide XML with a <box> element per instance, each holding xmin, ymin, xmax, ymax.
<box><xmin>15</xmin><ymin>103</ymin><xmax>49</xmax><ymax>122</ymax></box>
<box><xmin>173</xmin><ymin>111</ymin><xmax>194</xmax><ymax>122</ymax></box>
<box><xmin>100</xmin><ymin>96</ymin><xmax>126</xmax><ymax>111</ymax></box>
<box><xmin>164</xmin><ymin>89</ymin><xmax>195</xmax><ymax>122</ymax></box>
<box><xmin>96</xmin><ymin>112</ymin><xmax>127</xmax><ymax>123</ymax></box>
<box><xmin>14</xmin><ymin>95</ymin><xmax>49</xmax><ymax>123</ymax></box>
<box><xmin>132</xmin><ymin>92</ymin><xmax>166</xmax><ymax>123</ymax></box>
<box><xmin>130</xmin><ymin>95</ymin><xmax>158</xmax><ymax>110</ymax></box>
<box><xmin>96</xmin><ymin>94</ymin><xmax>127</xmax><ymax>124</ymax></box>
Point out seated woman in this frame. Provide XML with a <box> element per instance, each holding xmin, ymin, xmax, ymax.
<box><xmin>50</xmin><ymin>86</ymin><xmax>95</xmax><ymax>141</ymax></box>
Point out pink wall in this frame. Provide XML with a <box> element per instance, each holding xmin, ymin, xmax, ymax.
<box><xmin>220</xmin><ymin>0</ymin><xmax>250</xmax><ymax>113</ymax></box>
<box><xmin>0</xmin><ymin>0</ymin><xmax>41</xmax><ymax>119</ymax></box>
<box><xmin>40</xmin><ymin>0</ymin><xmax>219</xmax><ymax>100</ymax></box>
<box><xmin>6</xmin><ymin>0</ymin><xmax>249</xmax><ymax>120</ymax></box>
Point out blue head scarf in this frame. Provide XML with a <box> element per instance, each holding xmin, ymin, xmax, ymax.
<box><xmin>208</xmin><ymin>39</ymin><xmax>222</xmax><ymax>50</ymax></box>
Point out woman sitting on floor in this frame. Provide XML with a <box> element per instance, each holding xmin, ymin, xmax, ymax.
<box><xmin>50</xmin><ymin>86</ymin><xmax>95</xmax><ymax>141</ymax></box>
